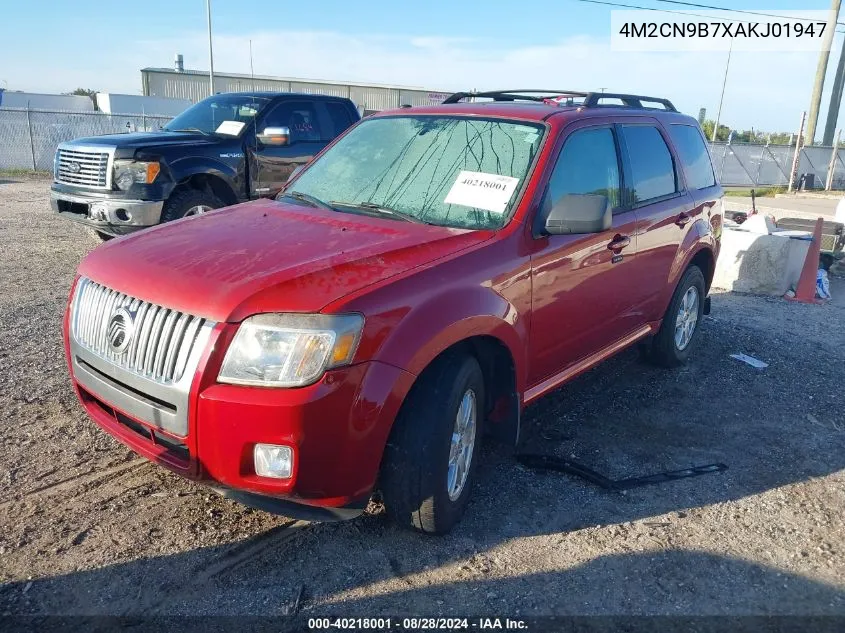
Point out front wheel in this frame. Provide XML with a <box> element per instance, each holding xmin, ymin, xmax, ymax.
<box><xmin>645</xmin><ymin>265</ymin><xmax>706</xmax><ymax>367</ymax></box>
<box><xmin>160</xmin><ymin>187</ymin><xmax>223</xmax><ymax>223</ymax></box>
<box><xmin>380</xmin><ymin>353</ymin><xmax>485</xmax><ymax>534</ymax></box>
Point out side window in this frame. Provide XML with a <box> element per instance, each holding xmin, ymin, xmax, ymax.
<box><xmin>546</xmin><ymin>127</ymin><xmax>621</xmax><ymax>213</ymax></box>
<box><xmin>261</xmin><ymin>101</ymin><xmax>323</xmax><ymax>143</ymax></box>
<box><xmin>325</xmin><ymin>102</ymin><xmax>355</xmax><ymax>137</ymax></box>
<box><xmin>669</xmin><ymin>124</ymin><xmax>716</xmax><ymax>190</ymax></box>
<box><xmin>621</xmin><ymin>125</ymin><xmax>677</xmax><ymax>204</ymax></box>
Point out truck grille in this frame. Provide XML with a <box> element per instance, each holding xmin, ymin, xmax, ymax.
<box><xmin>71</xmin><ymin>278</ymin><xmax>209</xmax><ymax>384</ymax></box>
<box><xmin>56</xmin><ymin>147</ymin><xmax>110</xmax><ymax>189</ymax></box>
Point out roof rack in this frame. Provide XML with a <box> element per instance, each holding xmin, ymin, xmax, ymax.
<box><xmin>442</xmin><ymin>90</ymin><xmax>587</xmax><ymax>104</ymax></box>
<box><xmin>442</xmin><ymin>89</ymin><xmax>677</xmax><ymax>112</ymax></box>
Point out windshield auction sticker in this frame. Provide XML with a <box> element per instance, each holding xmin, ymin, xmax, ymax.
<box><xmin>215</xmin><ymin>120</ymin><xmax>246</xmax><ymax>136</ymax></box>
<box><xmin>444</xmin><ymin>171</ymin><xmax>520</xmax><ymax>214</ymax></box>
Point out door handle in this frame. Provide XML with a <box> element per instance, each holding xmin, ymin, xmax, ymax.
<box><xmin>607</xmin><ymin>234</ymin><xmax>631</xmax><ymax>251</ymax></box>
<box><xmin>675</xmin><ymin>212</ymin><xmax>692</xmax><ymax>227</ymax></box>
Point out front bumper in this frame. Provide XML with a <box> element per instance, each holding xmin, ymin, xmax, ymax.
<box><xmin>51</xmin><ymin>187</ymin><xmax>163</xmax><ymax>236</ymax></box>
<box><xmin>64</xmin><ymin>317</ymin><xmax>416</xmax><ymax>518</ymax></box>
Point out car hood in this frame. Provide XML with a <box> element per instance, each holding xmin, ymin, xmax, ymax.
<box><xmin>69</xmin><ymin>131</ymin><xmax>218</xmax><ymax>151</ymax></box>
<box><xmin>78</xmin><ymin>200</ymin><xmax>492</xmax><ymax>322</ymax></box>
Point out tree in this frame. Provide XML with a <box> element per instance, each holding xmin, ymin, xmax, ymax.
<box><xmin>66</xmin><ymin>88</ymin><xmax>98</xmax><ymax>109</ymax></box>
<box><xmin>702</xmin><ymin>119</ymin><xmax>730</xmax><ymax>142</ymax></box>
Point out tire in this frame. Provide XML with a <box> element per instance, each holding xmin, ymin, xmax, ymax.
<box><xmin>92</xmin><ymin>230</ymin><xmax>114</xmax><ymax>242</ymax></box>
<box><xmin>646</xmin><ymin>265</ymin><xmax>706</xmax><ymax>367</ymax></box>
<box><xmin>380</xmin><ymin>353</ymin><xmax>485</xmax><ymax>535</ymax></box>
<box><xmin>160</xmin><ymin>187</ymin><xmax>223</xmax><ymax>223</ymax></box>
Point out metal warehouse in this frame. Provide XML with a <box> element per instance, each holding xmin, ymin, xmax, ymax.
<box><xmin>141</xmin><ymin>66</ymin><xmax>450</xmax><ymax>114</ymax></box>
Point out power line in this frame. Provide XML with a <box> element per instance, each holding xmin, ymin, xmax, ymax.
<box><xmin>572</xmin><ymin>0</ymin><xmax>845</xmax><ymax>33</ymax></box>
<box><xmin>655</xmin><ymin>0</ymin><xmax>845</xmax><ymax>27</ymax></box>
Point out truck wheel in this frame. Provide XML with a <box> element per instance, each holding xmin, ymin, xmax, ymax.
<box><xmin>646</xmin><ymin>265</ymin><xmax>706</xmax><ymax>367</ymax></box>
<box><xmin>160</xmin><ymin>188</ymin><xmax>223</xmax><ymax>223</ymax></box>
<box><xmin>380</xmin><ymin>353</ymin><xmax>485</xmax><ymax>535</ymax></box>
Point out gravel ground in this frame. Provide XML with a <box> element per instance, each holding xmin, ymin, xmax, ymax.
<box><xmin>1</xmin><ymin>177</ymin><xmax>844</xmax><ymax>622</ymax></box>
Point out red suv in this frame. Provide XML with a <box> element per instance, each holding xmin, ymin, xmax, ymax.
<box><xmin>63</xmin><ymin>90</ymin><xmax>722</xmax><ymax>534</ymax></box>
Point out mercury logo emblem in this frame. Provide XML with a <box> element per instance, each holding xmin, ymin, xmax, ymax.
<box><xmin>107</xmin><ymin>308</ymin><xmax>135</xmax><ymax>354</ymax></box>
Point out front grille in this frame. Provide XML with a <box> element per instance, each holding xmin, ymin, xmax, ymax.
<box><xmin>56</xmin><ymin>147</ymin><xmax>110</xmax><ymax>189</ymax></box>
<box><xmin>72</xmin><ymin>278</ymin><xmax>208</xmax><ymax>384</ymax></box>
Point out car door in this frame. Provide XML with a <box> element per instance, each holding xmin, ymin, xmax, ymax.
<box><xmin>248</xmin><ymin>100</ymin><xmax>329</xmax><ymax>198</ymax></box>
<box><xmin>617</xmin><ymin>121</ymin><xmax>695</xmax><ymax>321</ymax></box>
<box><xmin>528</xmin><ymin>122</ymin><xmax>643</xmax><ymax>386</ymax></box>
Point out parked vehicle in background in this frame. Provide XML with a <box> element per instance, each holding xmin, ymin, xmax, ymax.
<box><xmin>50</xmin><ymin>92</ymin><xmax>360</xmax><ymax>239</ymax></box>
<box><xmin>63</xmin><ymin>90</ymin><xmax>722</xmax><ymax>534</ymax></box>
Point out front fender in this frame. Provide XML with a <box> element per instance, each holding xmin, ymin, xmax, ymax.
<box><xmin>167</xmin><ymin>156</ymin><xmax>241</xmax><ymax>197</ymax></box>
<box><xmin>370</xmin><ymin>285</ymin><xmax>528</xmax><ymax>395</ymax></box>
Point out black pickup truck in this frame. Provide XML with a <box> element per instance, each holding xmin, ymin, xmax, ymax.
<box><xmin>50</xmin><ymin>92</ymin><xmax>360</xmax><ymax>239</ymax></box>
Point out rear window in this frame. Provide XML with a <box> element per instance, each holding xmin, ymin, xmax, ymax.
<box><xmin>669</xmin><ymin>124</ymin><xmax>717</xmax><ymax>190</ymax></box>
<box><xmin>621</xmin><ymin>125</ymin><xmax>677</xmax><ymax>204</ymax></box>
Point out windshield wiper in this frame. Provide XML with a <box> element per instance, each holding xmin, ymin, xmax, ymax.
<box><xmin>283</xmin><ymin>190</ymin><xmax>335</xmax><ymax>211</ymax></box>
<box><xmin>330</xmin><ymin>201</ymin><xmax>430</xmax><ymax>224</ymax></box>
<box><xmin>167</xmin><ymin>127</ymin><xmax>211</xmax><ymax>136</ymax></box>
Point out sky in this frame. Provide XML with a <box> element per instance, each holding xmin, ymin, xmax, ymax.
<box><xmin>0</xmin><ymin>0</ymin><xmax>842</xmax><ymax>133</ymax></box>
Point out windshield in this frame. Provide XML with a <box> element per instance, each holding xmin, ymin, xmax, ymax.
<box><xmin>163</xmin><ymin>95</ymin><xmax>269</xmax><ymax>135</ymax></box>
<box><xmin>288</xmin><ymin>116</ymin><xmax>545</xmax><ymax>229</ymax></box>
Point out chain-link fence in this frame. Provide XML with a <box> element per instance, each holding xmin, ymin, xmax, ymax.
<box><xmin>707</xmin><ymin>141</ymin><xmax>845</xmax><ymax>190</ymax></box>
<box><xmin>3</xmin><ymin>107</ymin><xmax>845</xmax><ymax>190</ymax></box>
<box><xmin>0</xmin><ymin>107</ymin><xmax>173</xmax><ymax>171</ymax></box>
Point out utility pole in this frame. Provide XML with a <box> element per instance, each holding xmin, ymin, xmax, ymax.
<box><xmin>826</xmin><ymin>128</ymin><xmax>841</xmax><ymax>190</ymax></box>
<box><xmin>712</xmin><ymin>37</ymin><xmax>733</xmax><ymax>143</ymax></box>
<box><xmin>806</xmin><ymin>0</ymin><xmax>841</xmax><ymax>145</ymax></box>
<box><xmin>207</xmin><ymin>0</ymin><xmax>215</xmax><ymax>96</ymax></box>
<box><xmin>788</xmin><ymin>111</ymin><xmax>808</xmax><ymax>193</ymax></box>
<box><xmin>823</xmin><ymin>31</ymin><xmax>845</xmax><ymax>145</ymax></box>
<box><xmin>249</xmin><ymin>39</ymin><xmax>255</xmax><ymax>91</ymax></box>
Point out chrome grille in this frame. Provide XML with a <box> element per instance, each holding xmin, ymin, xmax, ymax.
<box><xmin>56</xmin><ymin>147</ymin><xmax>110</xmax><ymax>189</ymax></box>
<box><xmin>71</xmin><ymin>278</ymin><xmax>208</xmax><ymax>384</ymax></box>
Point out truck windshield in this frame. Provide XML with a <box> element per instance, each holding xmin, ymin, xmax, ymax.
<box><xmin>289</xmin><ymin>116</ymin><xmax>545</xmax><ymax>230</ymax></box>
<box><xmin>163</xmin><ymin>95</ymin><xmax>270</xmax><ymax>136</ymax></box>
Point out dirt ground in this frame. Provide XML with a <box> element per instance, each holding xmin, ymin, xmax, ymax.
<box><xmin>1</xmin><ymin>177</ymin><xmax>844</xmax><ymax>623</ymax></box>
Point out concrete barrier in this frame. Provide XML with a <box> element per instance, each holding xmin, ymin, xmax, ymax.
<box><xmin>713</xmin><ymin>227</ymin><xmax>811</xmax><ymax>295</ymax></box>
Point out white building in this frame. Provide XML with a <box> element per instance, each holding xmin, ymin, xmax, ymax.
<box><xmin>0</xmin><ymin>90</ymin><xmax>94</xmax><ymax>111</ymax></box>
<box><xmin>141</xmin><ymin>66</ymin><xmax>450</xmax><ymax>115</ymax></box>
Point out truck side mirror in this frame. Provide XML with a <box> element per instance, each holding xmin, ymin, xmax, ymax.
<box><xmin>257</xmin><ymin>126</ymin><xmax>291</xmax><ymax>146</ymax></box>
<box><xmin>544</xmin><ymin>194</ymin><xmax>611</xmax><ymax>235</ymax></box>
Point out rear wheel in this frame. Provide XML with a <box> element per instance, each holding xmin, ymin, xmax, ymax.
<box><xmin>160</xmin><ymin>187</ymin><xmax>223</xmax><ymax>223</ymax></box>
<box><xmin>380</xmin><ymin>353</ymin><xmax>485</xmax><ymax>534</ymax></box>
<box><xmin>646</xmin><ymin>265</ymin><xmax>706</xmax><ymax>367</ymax></box>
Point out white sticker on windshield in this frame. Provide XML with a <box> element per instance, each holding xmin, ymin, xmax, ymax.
<box><xmin>215</xmin><ymin>120</ymin><xmax>245</xmax><ymax>136</ymax></box>
<box><xmin>444</xmin><ymin>170</ymin><xmax>520</xmax><ymax>214</ymax></box>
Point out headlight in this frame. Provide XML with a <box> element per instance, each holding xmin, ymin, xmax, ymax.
<box><xmin>113</xmin><ymin>160</ymin><xmax>160</xmax><ymax>190</ymax></box>
<box><xmin>218</xmin><ymin>313</ymin><xmax>364</xmax><ymax>387</ymax></box>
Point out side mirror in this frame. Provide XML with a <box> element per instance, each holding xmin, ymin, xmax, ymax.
<box><xmin>257</xmin><ymin>126</ymin><xmax>290</xmax><ymax>146</ymax></box>
<box><xmin>544</xmin><ymin>194</ymin><xmax>611</xmax><ymax>235</ymax></box>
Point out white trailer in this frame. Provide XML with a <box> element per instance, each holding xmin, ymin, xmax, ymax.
<box><xmin>95</xmin><ymin>93</ymin><xmax>191</xmax><ymax>116</ymax></box>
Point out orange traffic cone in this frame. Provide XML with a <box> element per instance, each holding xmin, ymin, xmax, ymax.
<box><xmin>785</xmin><ymin>217</ymin><xmax>824</xmax><ymax>304</ymax></box>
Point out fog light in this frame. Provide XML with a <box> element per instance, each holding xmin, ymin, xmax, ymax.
<box><xmin>254</xmin><ymin>444</ymin><xmax>293</xmax><ymax>479</ymax></box>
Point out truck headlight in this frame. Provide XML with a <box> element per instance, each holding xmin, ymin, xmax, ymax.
<box><xmin>113</xmin><ymin>160</ymin><xmax>160</xmax><ymax>190</ymax></box>
<box><xmin>218</xmin><ymin>313</ymin><xmax>364</xmax><ymax>387</ymax></box>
